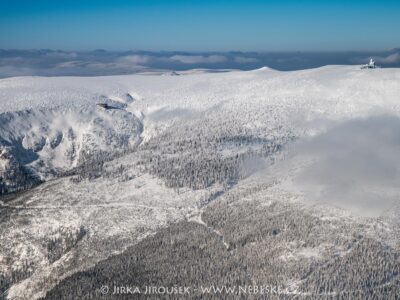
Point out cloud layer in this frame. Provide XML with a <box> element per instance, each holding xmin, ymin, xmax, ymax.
<box><xmin>0</xmin><ymin>49</ymin><xmax>399</xmax><ymax>78</ymax></box>
<box><xmin>169</xmin><ymin>55</ymin><xmax>227</xmax><ymax>64</ymax></box>
<box><xmin>373</xmin><ymin>52</ymin><xmax>400</xmax><ymax>64</ymax></box>
<box><xmin>292</xmin><ymin>115</ymin><xmax>400</xmax><ymax>217</ymax></box>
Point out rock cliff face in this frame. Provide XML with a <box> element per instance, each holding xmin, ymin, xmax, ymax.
<box><xmin>0</xmin><ymin>103</ymin><xmax>143</xmax><ymax>195</ymax></box>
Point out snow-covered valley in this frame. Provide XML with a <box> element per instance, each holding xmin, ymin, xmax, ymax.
<box><xmin>1</xmin><ymin>66</ymin><xmax>400</xmax><ymax>299</ymax></box>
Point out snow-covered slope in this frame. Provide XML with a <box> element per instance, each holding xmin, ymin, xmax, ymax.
<box><xmin>1</xmin><ymin>66</ymin><xmax>399</xmax><ymax>182</ymax></box>
<box><xmin>1</xmin><ymin>66</ymin><xmax>400</xmax><ymax>299</ymax></box>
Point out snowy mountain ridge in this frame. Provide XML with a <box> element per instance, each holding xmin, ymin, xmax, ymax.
<box><xmin>1</xmin><ymin>66</ymin><xmax>399</xmax><ymax>187</ymax></box>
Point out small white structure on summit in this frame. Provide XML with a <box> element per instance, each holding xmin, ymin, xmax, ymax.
<box><xmin>361</xmin><ymin>58</ymin><xmax>378</xmax><ymax>69</ymax></box>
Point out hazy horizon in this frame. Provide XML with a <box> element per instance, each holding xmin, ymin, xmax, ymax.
<box><xmin>2</xmin><ymin>1</ymin><xmax>399</xmax><ymax>77</ymax></box>
<box><xmin>1</xmin><ymin>48</ymin><xmax>400</xmax><ymax>78</ymax></box>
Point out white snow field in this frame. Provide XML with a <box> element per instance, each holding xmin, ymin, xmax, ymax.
<box><xmin>1</xmin><ymin>66</ymin><xmax>400</xmax><ymax>299</ymax></box>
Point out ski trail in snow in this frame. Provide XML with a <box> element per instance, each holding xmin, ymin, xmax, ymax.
<box><xmin>188</xmin><ymin>207</ymin><xmax>254</xmax><ymax>284</ymax></box>
<box><xmin>188</xmin><ymin>208</ymin><xmax>230</xmax><ymax>250</ymax></box>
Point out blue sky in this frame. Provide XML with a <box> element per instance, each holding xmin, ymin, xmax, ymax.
<box><xmin>0</xmin><ymin>0</ymin><xmax>399</xmax><ymax>51</ymax></box>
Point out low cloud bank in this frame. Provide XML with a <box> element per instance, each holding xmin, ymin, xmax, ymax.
<box><xmin>292</xmin><ymin>115</ymin><xmax>400</xmax><ymax>217</ymax></box>
<box><xmin>373</xmin><ymin>52</ymin><xmax>400</xmax><ymax>64</ymax></box>
<box><xmin>169</xmin><ymin>54</ymin><xmax>227</xmax><ymax>64</ymax></box>
<box><xmin>1</xmin><ymin>49</ymin><xmax>399</xmax><ymax>78</ymax></box>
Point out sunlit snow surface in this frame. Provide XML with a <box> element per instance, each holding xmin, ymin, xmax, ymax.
<box><xmin>1</xmin><ymin>66</ymin><xmax>400</xmax><ymax>299</ymax></box>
